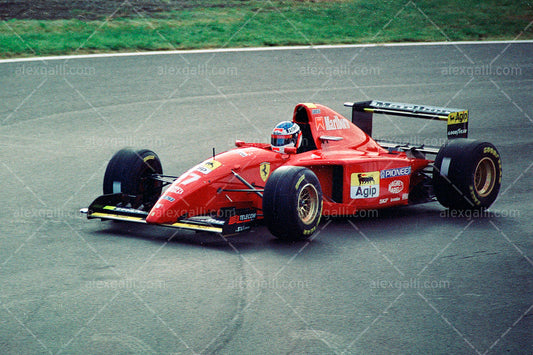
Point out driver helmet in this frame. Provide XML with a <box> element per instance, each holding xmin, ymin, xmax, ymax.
<box><xmin>271</xmin><ymin>121</ymin><xmax>302</xmax><ymax>153</ymax></box>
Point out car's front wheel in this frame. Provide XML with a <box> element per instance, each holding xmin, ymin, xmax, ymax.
<box><xmin>263</xmin><ymin>166</ymin><xmax>323</xmax><ymax>241</ymax></box>
<box><xmin>103</xmin><ymin>148</ymin><xmax>163</xmax><ymax>209</ymax></box>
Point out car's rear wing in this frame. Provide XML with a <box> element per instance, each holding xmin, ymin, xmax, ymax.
<box><xmin>344</xmin><ymin>100</ymin><xmax>468</xmax><ymax>139</ymax></box>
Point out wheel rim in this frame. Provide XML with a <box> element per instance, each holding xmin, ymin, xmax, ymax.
<box><xmin>474</xmin><ymin>157</ymin><xmax>496</xmax><ymax>198</ymax></box>
<box><xmin>298</xmin><ymin>183</ymin><xmax>319</xmax><ymax>225</ymax></box>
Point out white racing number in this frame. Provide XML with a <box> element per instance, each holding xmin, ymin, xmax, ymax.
<box><xmin>180</xmin><ymin>173</ymin><xmax>201</xmax><ymax>185</ymax></box>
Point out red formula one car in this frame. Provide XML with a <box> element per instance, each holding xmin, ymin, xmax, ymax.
<box><xmin>81</xmin><ymin>100</ymin><xmax>502</xmax><ymax>240</ymax></box>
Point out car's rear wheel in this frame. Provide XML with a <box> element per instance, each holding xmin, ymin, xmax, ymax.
<box><xmin>103</xmin><ymin>148</ymin><xmax>163</xmax><ymax>209</ymax></box>
<box><xmin>263</xmin><ymin>166</ymin><xmax>322</xmax><ymax>241</ymax></box>
<box><xmin>433</xmin><ymin>139</ymin><xmax>502</xmax><ymax>210</ymax></box>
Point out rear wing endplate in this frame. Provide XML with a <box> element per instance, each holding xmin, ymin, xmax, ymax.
<box><xmin>344</xmin><ymin>100</ymin><xmax>468</xmax><ymax>139</ymax></box>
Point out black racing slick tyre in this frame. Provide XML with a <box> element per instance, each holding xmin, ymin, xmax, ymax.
<box><xmin>103</xmin><ymin>148</ymin><xmax>163</xmax><ymax>208</ymax></box>
<box><xmin>263</xmin><ymin>166</ymin><xmax>323</xmax><ymax>241</ymax></box>
<box><xmin>433</xmin><ymin>139</ymin><xmax>502</xmax><ymax>210</ymax></box>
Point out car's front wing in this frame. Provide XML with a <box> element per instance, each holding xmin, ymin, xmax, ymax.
<box><xmin>81</xmin><ymin>193</ymin><xmax>257</xmax><ymax>235</ymax></box>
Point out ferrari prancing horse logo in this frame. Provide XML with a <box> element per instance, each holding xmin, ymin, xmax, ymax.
<box><xmin>260</xmin><ymin>162</ymin><xmax>270</xmax><ymax>182</ymax></box>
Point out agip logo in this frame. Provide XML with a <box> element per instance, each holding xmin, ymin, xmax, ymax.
<box><xmin>447</xmin><ymin>110</ymin><xmax>468</xmax><ymax>125</ymax></box>
<box><xmin>350</xmin><ymin>172</ymin><xmax>380</xmax><ymax>199</ymax></box>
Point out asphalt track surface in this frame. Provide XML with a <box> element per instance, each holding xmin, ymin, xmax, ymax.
<box><xmin>1</xmin><ymin>42</ymin><xmax>532</xmax><ymax>354</ymax></box>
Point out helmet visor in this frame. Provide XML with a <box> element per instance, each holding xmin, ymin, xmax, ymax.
<box><xmin>271</xmin><ymin>134</ymin><xmax>295</xmax><ymax>147</ymax></box>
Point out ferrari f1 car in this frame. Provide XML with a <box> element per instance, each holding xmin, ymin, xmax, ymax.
<box><xmin>81</xmin><ymin>100</ymin><xmax>502</xmax><ymax>241</ymax></box>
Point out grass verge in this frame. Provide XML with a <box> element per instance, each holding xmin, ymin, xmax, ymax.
<box><xmin>1</xmin><ymin>0</ymin><xmax>532</xmax><ymax>58</ymax></box>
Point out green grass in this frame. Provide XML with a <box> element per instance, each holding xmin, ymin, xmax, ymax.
<box><xmin>1</xmin><ymin>0</ymin><xmax>532</xmax><ymax>58</ymax></box>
